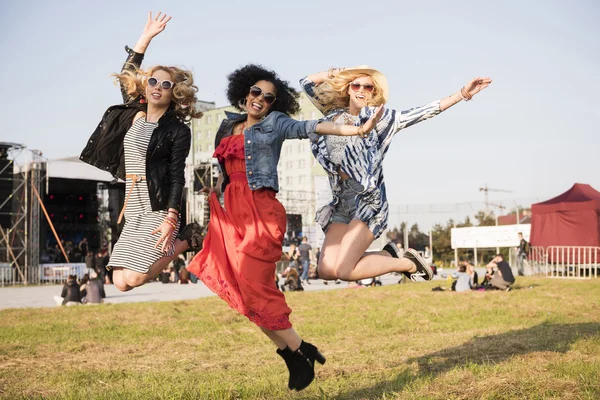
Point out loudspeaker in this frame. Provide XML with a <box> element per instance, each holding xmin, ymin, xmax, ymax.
<box><xmin>0</xmin><ymin>159</ymin><xmax>14</xmax><ymax>229</ymax></box>
<box><xmin>286</xmin><ymin>213</ymin><xmax>302</xmax><ymax>243</ymax></box>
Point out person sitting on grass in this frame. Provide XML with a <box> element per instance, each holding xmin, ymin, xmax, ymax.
<box><xmin>485</xmin><ymin>254</ymin><xmax>516</xmax><ymax>291</ymax></box>
<box><xmin>82</xmin><ymin>270</ymin><xmax>106</xmax><ymax>304</ymax></box>
<box><xmin>466</xmin><ymin>261</ymin><xmax>479</xmax><ymax>289</ymax></box>
<box><xmin>53</xmin><ymin>275</ymin><xmax>82</xmax><ymax>306</ymax></box>
<box><xmin>280</xmin><ymin>267</ymin><xmax>304</xmax><ymax>292</ymax></box>
<box><xmin>451</xmin><ymin>264</ymin><xmax>473</xmax><ymax>292</ymax></box>
<box><xmin>179</xmin><ymin>266</ymin><xmax>193</xmax><ymax>284</ymax></box>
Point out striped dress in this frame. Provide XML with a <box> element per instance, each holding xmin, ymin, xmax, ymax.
<box><xmin>107</xmin><ymin>118</ymin><xmax>179</xmax><ymax>274</ymax></box>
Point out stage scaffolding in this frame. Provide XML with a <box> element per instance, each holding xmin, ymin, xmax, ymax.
<box><xmin>0</xmin><ymin>143</ymin><xmax>48</xmax><ymax>285</ymax></box>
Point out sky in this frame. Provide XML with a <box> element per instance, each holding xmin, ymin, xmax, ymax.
<box><xmin>1</xmin><ymin>0</ymin><xmax>598</xmax><ymax>230</ymax></box>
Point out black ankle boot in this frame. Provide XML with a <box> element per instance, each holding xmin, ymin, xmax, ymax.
<box><xmin>276</xmin><ymin>346</ymin><xmax>297</xmax><ymax>390</ymax></box>
<box><xmin>291</xmin><ymin>341</ymin><xmax>326</xmax><ymax>391</ymax></box>
<box><xmin>177</xmin><ymin>222</ymin><xmax>204</xmax><ymax>252</ymax></box>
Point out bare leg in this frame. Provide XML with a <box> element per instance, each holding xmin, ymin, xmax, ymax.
<box><xmin>112</xmin><ymin>238</ymin><xmax>189</xmax><ymax>292</ymax></box>
<box><xmin>319</xmin><ymin>220</ymin><xmax>417</xmax><ymax>281</ymax></box>
<box><xmin>261</xmin><ymin>327</ymin><xmax>302</xmax><ymax>350</ymax></box>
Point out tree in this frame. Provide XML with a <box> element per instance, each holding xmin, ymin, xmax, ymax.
<box><xmin>431</xmin><ymin>220</ymin><xmax>453</xmax><ymax>263</ymax></box>
<box><xmin>386</xmin><ymin>222</ymin><xmax>407</xmax><ymax>245</ymax></box>
<box><xmin>458</xmin><ymin>216</ymin><xmax>473</xmax><ymax>228</ymax></box>
<box><xmin>409</xmin><ymin>223</ymin><xmax>429</xmax><ymax>250</ymax></box>
<box><xmin>475</xmin><ymin>211</ymin><xmax>496</xmax><ymax>226</ymax></box>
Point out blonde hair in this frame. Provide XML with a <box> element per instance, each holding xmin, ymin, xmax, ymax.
<box><xmin>287</xmin><ymin>268</ymin><xmax>299</xmax><ymax>279</ymax></box>
<box><xmin>316</xmin><ymin>73</ymin><xmax>386</xmax><ymax>114</ymax></box>
<box><xmin>113</xmin><ymin>65</ymin><xmax>203</xmax><ymax>121</ymax></box>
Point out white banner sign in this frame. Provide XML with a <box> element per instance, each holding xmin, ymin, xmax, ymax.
<box><xmin>451</xmin><ymin>224</ymin><xmax>531</xmax><ymax>249</ymax></box>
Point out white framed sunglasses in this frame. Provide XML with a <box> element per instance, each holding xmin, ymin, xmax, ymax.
<box><xmin>148</xmin><ymin>77</ymin><xmax>175</xmax><ymax>90</ymax></box>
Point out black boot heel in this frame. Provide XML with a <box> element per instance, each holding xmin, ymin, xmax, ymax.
<box><xmin>292</xmin><ymin>340</ymin><xmax>326</xmax><ymax>391</ymax></box>
<box><xmin>314</xmin><ymin>350</ymin><xmax>326</xmax><ymax>365</ymax></box>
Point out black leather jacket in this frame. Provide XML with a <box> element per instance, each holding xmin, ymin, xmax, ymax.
<box><xmin>61</xmin><ymin>280</ymin><xmax>82</xmax><ymax>304</ymax></box>
<box><xmin>80</xmin><ymin>46</ymin><xmax>191</xmax><ymax>212</ymax></box>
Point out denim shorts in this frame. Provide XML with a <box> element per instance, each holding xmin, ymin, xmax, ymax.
<box><xmin>330</xmin><ymin>178</ymin><xmax>364</xmax><ymax>225</ymax></box>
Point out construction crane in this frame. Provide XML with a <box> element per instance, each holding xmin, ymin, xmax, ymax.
<box><xmin>479</xmin><ymin>184</ymin><xmax>512</xmax><ymax>215</ymax></box>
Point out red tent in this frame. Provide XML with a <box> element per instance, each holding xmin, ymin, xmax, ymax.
<box><xmin>530</xmin><ymin>183</ymin><xmax>600</xmax><ymax>248</ymax></box>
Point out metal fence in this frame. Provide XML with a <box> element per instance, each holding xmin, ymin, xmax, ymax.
<box><xmin>527</xmin><ymin>246</ymin><xmax>599</xmax><ymax>279</ymax></box>
<box><xmin>0</xmin><ymin>263</ymin><xmax>88</xmax><ymax>287</ymax></box>
<box><xmin>546</xmin><ymin>246</ymin><xmax>599</xmax><ymax>279</ymax></box>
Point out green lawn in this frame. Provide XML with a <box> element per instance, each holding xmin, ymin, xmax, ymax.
<box><xmin>1</xmin><ymin>277</ymin><xmax>599</xmax><ymax>399</ymax></box>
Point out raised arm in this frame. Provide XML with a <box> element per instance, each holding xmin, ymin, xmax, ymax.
<box><xmin>360</xmin><ymin>76</ymin><xmax>492</xmax><ymax>146</ymax></box>
<box><xmin>299</xmin><ymin>68</ymin><xmax>345</xmax><ymax>113</ymax></box>
<box><xmin>119</xmin><ymin>11</ymin><xmax>172</xmax><ymax>102</ymax></box>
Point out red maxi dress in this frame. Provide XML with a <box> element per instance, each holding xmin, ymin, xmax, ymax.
<box><xmin>187</xmin><ymin>134</ymin><xmax>292</xmax><ymax>330</ymax></box>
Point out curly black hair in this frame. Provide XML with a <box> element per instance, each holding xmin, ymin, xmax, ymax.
<box><xmin>226</xmin><ymin>64</ymin><xmax>300</xmax><ymax>116</ymax></box>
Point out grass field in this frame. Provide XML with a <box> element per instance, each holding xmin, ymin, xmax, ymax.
<box><xmin>1</xmin><ymin>277</ymin><xmax>599</xmax><ymax>399</ymax></box>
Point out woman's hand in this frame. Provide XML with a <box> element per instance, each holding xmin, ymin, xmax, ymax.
<box><xmin>134</xmin><ymin>11</ymin><xmax>172</xmax><ymax>54</ymax></box>
<box><xmin>142</xmin><ymin>11</ymin><xmax>172</xmax><ymax>39</ymax></box>
<box><xmin>357</xmin><ymin>105</ymin><xmax>385</xmax><ymax>137</ymax></box>
<box><xmin>200</xmin><ymin>186</ymin><xmax>221</xmax><ymax>198</ymax></box>
<box><xmin>463</xmin><ymin>77</ymin><xmax>492</xmax><ymax>99</ymax></box>
<box><xmin>152</xmin><ymin>220</ymin><xmax>175</xmax><ymax>253</ymax></box>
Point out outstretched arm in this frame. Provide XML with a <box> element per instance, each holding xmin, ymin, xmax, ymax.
<box><xmin>440</xmin><ymin>77</ymin><xmax>492</xmax><ymax>111</ymax></box>
<box><xmin>368</xmin><ymin>76</ymin><xmax>492</xmax><ymax>145</ymax></box>
<box><xmin>120</xmin><ymin>11</ymin><xmax>172</xmax><ymax>102</ymax></box>
<box><xmin>279</xmin><ymin>106</ymin><xmax>385</xmax><ymax>140</ymax></box>
<box><xmin>315</xmin><ymin>106</ymin><xmax>383</xmax><ymax>136</ymax></box>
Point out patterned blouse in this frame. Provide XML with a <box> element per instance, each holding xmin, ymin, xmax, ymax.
<box><xmin>300</xmin><ymin>76</ymin><xmax>442</xmax><ymax>239</ymax></box>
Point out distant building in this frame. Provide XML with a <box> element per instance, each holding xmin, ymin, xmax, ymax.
<box><xmin>498</xmin><ymin>209</ymin><xmax>532</xmax><ymax>225</ymax></box>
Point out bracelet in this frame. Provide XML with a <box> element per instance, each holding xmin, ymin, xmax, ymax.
<box><xmin>460</xmin><ymin>87</ymin><xmax>472</xmax><ymax>101</ymax></box>
<box><xmin>357</xmin><ymin>126</ymin><xmax>367</xmax><ymax>138</ymax></box>
<box><xmin>164</xmin><ymin>218</ymin><xmax>177</xmax><ymax>229</ymax></box>
<box><xmin>165</xmin><ymin>215</ymin><xmax>178</xmax><ymax>223</ymax></box>
<box><xmin>164</xmin><ymin>220</ymin><xmax>177</xmax><ymax>230</ymax></box>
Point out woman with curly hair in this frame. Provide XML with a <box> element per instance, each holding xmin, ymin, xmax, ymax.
<box><xmin>80</xmin><ymin>12</ymin><xmax>203</xmax><ymax>292</ymax></box>
<box><xmin>186</xmin><ymin>64</ymin><xmax>382</xmax><ymax>391</ymax></box>
<box><xmin>299</xmin><ymin>67</ymin><xmax>491</xmax><ymax>284</ymax></box>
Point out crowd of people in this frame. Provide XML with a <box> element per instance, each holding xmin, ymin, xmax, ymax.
<box><xmin>53</xmin><ymin>270</ymin><xmax>106</xmax><ymax>306</ymax></box>
<box><xmin>42</xmin><ymin>237</ymin><xmax>97</xmax><ymax>264</ymax></box>
<box><xmin>159</xmin><ymin>255</ymin><xmax>198</xmax><ymax>284</ymax></box>
<box><xmin>440</xmin><ymin>254</ymin><xmax>516</xmax><ymax>293</ymax></box>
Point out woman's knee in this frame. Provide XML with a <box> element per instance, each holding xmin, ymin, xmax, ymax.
<box><xmin>123</xmin><ymin>273</ymin><xmax>147</xmax><ymax>288</ymax></box>
<box><xmin>113</xmin><ymin>275</ymin><xmax>132</xmax><ymax>292</ymax></box>
<box><xmin>317</xmin><ymin>263</ymin><xmax>338</xmax><ymax>280</ymax></box>
<box><xmin>335</xmin><ymin>266</ymin><xmax>354</xmax><ymax>281</ymax></box>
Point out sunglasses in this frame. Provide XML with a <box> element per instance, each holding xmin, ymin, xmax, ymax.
<box><xmin>148</xmin><ymin>77</ymin><xmax>175</xmax><ymax>90</ymax></box>
<box><xmin>249</xmin><ymin>86</ymin><xmax>276</xmax><ymax>105</ymax></box>
<box><xmin>349</xmin><ymin>83</ymin><xmax>375</xmax><ymax>93</ymax></box>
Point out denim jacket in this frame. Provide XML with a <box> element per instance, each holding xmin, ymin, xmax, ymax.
<box><xmin>214</xmin><ymin>111</ymin><xmax>318</xmax><ymax>193</ymax></box>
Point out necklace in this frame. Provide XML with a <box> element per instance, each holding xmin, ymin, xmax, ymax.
<box><xmin>339</xmin><ymin>111</ymin><xmax>358</xmax><ymax>125</ymax></box>
<box><xmin>236</xmin><ymin>123</ymin><xmax>245</xmax><ymax>135</ymax></box>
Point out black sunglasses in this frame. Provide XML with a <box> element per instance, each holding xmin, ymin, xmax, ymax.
<box><xmin>148</xmin><ymin>77</ymin><xmax>175</xmax><ymax>90</ymax></box>
<box><xmin>249</xmin><ymin>86</ymin><xmax>276</xmax><ymax>104</ymax></box>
